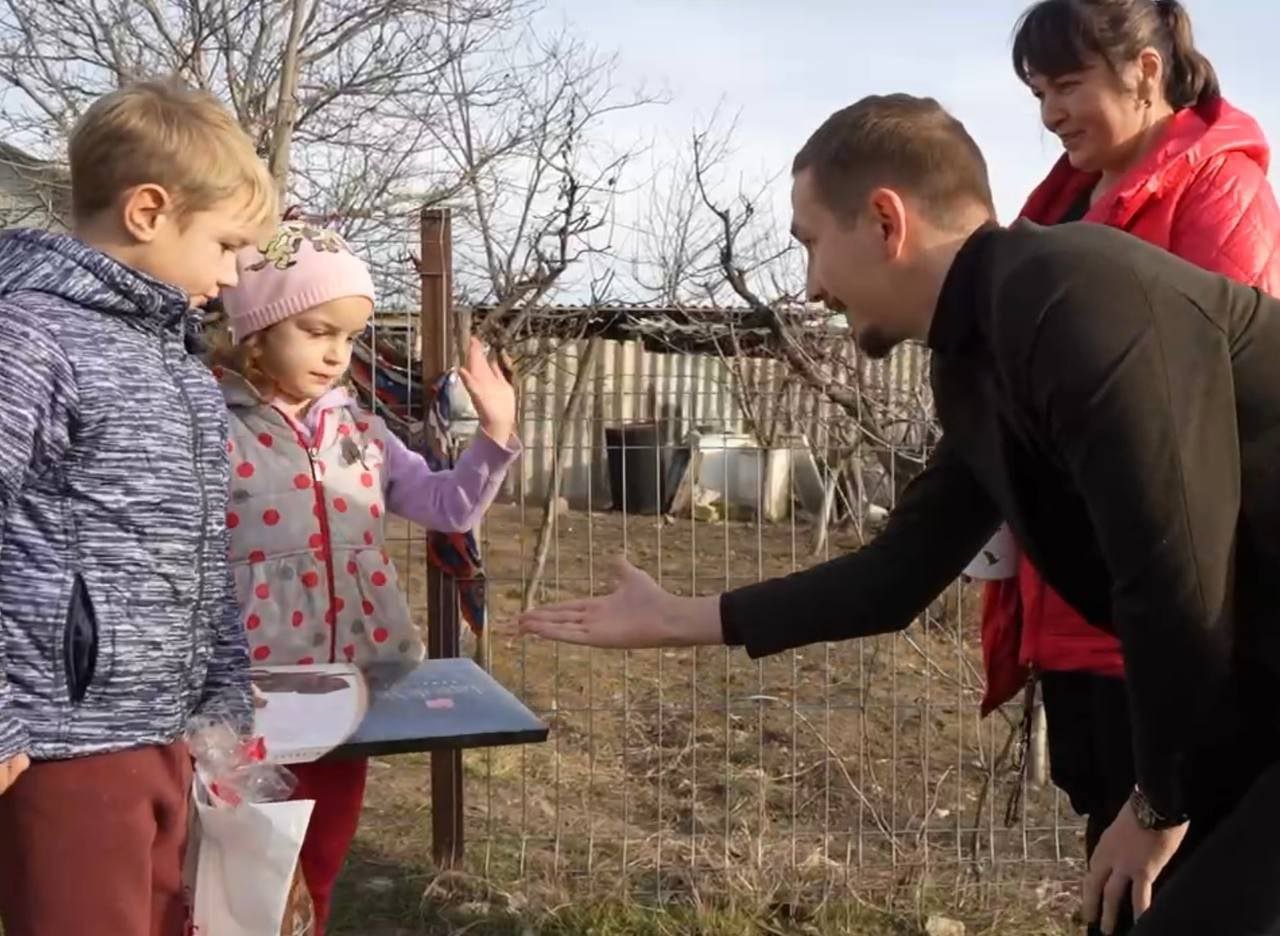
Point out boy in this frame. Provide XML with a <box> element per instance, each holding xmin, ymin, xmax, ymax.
<box><xmin>0</xmin><ymin>81</ymin><xmax>276</xmax><ymax>936</ymax></box>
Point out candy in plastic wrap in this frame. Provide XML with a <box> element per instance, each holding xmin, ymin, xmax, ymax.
<box><xmin>185</xmin><ymin>715</ymin><xmax>298</xmax><ymax>807</ymax></box>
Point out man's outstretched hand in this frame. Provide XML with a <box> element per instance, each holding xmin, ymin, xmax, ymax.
<box><xmin>517</xmin><ymin>557</ymin><xmax>722</xmax><ymax>649</ymax></box>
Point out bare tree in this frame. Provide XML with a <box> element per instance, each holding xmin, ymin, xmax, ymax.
<box><xmin>0</xmin><ymin>0</ymin><xmax>540</xmax><ymax>299</ymax></box>
<box><xmin>0</xmin><ymin>2</ymin><xmax>518</xmax><ymax>188</ymax></box>
<box><xmin>433</xmin><ymin>27</ymin><xmax>653</xmax><ymax>352</ymax></box>
<box><xmin>627</xmin><ymin>112</ymin><xmax>736</xmax><ymax>306</ymax></box>
<box><xmin>0</xmin><ymin>0</ymin><xmax>668</xmax><ymax>309</ymax></box>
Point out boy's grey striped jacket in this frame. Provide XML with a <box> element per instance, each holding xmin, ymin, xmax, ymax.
<box><xmin>0</xmin><ymin>229</ymin><xmax>250</xmax><ymax>762</ymax></box>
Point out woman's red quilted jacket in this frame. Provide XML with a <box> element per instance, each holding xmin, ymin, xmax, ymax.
<box><xmin>980</xmin><ymin>96</ymin><xmax>1280</xmax><ymax>715</ymax></box>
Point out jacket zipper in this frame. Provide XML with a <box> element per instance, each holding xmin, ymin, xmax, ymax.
<box><xmin>164</xmin><ymin>326</ymin><xmax>208</xmax><ymax>689</ymax></box>
<box><xmin>277</xmin><ymin>408</ymin><xmax>340</xmax><ymax>663</ymax></box>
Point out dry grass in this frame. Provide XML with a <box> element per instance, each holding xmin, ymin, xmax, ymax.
<box><xmin>329</xmin><ymin>504</ymin><xmax>1084</xmax><ymax>934</ymax></box>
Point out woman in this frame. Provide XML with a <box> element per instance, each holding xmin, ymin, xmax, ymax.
<box><xmin>982</xmin><ymin>0</ymin><xmax>1280</xmax><ymax>931</ymax></box>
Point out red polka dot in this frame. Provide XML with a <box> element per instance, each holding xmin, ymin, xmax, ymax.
<box><xmin>226</xmin><ymin>440</ymin><xmax>234</xmax><ymax>454</ymax></box>
<box><xmin>236</xmin><ymin>462</ymin><xmax>255</xmax><ymax>479</ymax></box>
<box><xmin>245</xmin><ymin>614</ymin><xmax>261</xmax><ymax>630</ymax></box>
<box><xmin>333</xmin><ymin>597</ymin><xmax>346</xmax><ymax>613</ymax></box>
<box><xmin>255</xmin><ymin>583</ymin><xmax>270</xmax><ymax>600</ymax></box>
<box><xmin>253</xmin><ymin>646</ymin><xmax>271</xmax><ymax>661</ymax></box>
<box><xmin>249</xmin><ymin>550</ymin><xmax>266</xmax><ymax>564</ymax></box>
<box><xmin>258</xmin><ymin>433</ymin><xmax>274</xmax><ymax>447</ymax></box>
<box><xmin>292</xmin><ymin>611</ymin><xmax>304</xmax><ymax>628</ymax></box>
<box><xmin>338</xmin><ymin>424</ymin><xmax>352</xmax><ymax>437</ymax></box>
<box><xmin>371</xmin><ymin>571</ymin><xmax>388</xmax><ymax>587</ymax></box>
<box><xmin>294</xmin><ymin>474</ymin><xmax>312</xmax><ymax>490</ymax></box>
<box><xmin>301</xmin><ymin>571</ymin><xmax>321</xmax><ymax>589</ymax></box>
<box><xmin>324</xmin><ymin>609</ymin><xmax>335</xmax><ymax>625</ymax></box>
<box><xmin>342</xmin><ymin>644</ymin><xmax>356</xmax><ymax>661</ymax></box>
<box><xmin>313</xmin><ymin>549</ymin><xmax>327</xmax><ymax>563</ymax></box>
<box><xmin>356</xmin><ymin>421</ymin><xmax>370</xmax><ymax>433</ymax></box>
<box><xmin>226</xmin><ymin>512</ymin><xmax>240</xmax><ymax>529</ymax></box>
<box><xmin>370</xmin><ymin>504</ymin><xmax>382</xmax><ymax>519</ymax></box>
<box><xmin>347</xmin><ymin>560</ymin><xmax>358</xmax><ymax>575</ymax></box>
<box><xmin>362</xmin><ymin>600</ymin><xmax>375</xmax><ymax>616</ymax></box>
<box><xmin>297</xmin><ymin>656</ymin><xmax>314</xmax><ymax>665</ymax></box>
<box><xmin>333</xmin><ymin>497</ymin><xmax>348</xmax><ymax>513</ymax></box>
<box><xmin>374</xmin><ymin>439</ymin><xmax>385</xmax><ymax>451</ymax></box>
<box><xmin>263</xmin><ymin>509</ymin><xmax>281</xmax><ymax>526</ymax></box>
<box><xmin>363</xmin><ymin>531</ymin><xmax>374</xmax><ymax>545</ymax></box>
<box><xmin>372</xmin><ymin>627</ymin><xmax>389</xmax><ymax>644</ymax></box>
<box><xmin>360</xmin><ymin>473</ymin><xmax>374</xmax><ymax>489</ymax></box>
<box><xmin>212</xmin><ymin>366</ymin><xmax>225</xmax><ymax>381</ymax></box>
<box><xmin>308</xmin><ymin>533</ymin><xmax>324</xmax><ymax>549</ymax></box>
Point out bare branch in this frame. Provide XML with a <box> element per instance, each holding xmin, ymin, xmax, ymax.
<box><xmin>268</xmin><ymin>0</ymin><xmax>308</xmax><ymax>192</ymax></box>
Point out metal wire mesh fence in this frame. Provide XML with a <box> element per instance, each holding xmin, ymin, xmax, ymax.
<box><xmin>361</xmin><ymin>308</ymin><xmax>1085</xmax><ymax>920</ymax></box>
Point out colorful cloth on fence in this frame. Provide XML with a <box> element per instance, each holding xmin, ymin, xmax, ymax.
<box><xmin>422</xmin><ymin>371</ymin><xmax>486</xmax><ymax>636</ymax></box>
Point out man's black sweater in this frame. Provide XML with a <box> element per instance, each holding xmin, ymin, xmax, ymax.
<box><xmin>722</xmin><ymin>220</ymin><xmax>1280</xmax><ymax>822</ymax></box>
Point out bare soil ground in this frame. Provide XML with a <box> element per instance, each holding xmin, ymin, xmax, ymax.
<box><xmin>331</xmin><ymin>503</ymin><xmax>1083</xmax><ymax>934</ymax></box>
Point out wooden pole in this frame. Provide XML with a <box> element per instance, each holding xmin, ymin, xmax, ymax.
<box><xmin>420</xmin><ymin>207</ymin><xmax>464</xmax><ymax>867</ymax></box>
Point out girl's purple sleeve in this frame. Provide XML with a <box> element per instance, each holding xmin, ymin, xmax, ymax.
<box><xmin>383</xmin><ymin>427</ymin><xmax>520</xmax><ymax>531</ymax></box>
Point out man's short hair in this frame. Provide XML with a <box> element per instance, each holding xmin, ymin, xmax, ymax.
<box><xmin>792</xmin><ymin>94</ymin><xmax>995</xmax><ymax>229</ymax></box>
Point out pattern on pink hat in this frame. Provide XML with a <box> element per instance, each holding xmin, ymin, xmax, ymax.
<box><xmin>222</xmin><ymin>220</ymin><xmax>376</xmax><ymax>343</ymax></box>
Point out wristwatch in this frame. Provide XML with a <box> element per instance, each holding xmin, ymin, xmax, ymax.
<box><xmin>1130</xmin><ymin>785</ymin><xmax>1187</xmax><ymax>831</ymax></box>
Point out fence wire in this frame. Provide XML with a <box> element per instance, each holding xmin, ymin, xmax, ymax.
<box><xmin>361</xmin><ymin>303</ymin><xmax>1083</xmax><ymax>919</ymax></box>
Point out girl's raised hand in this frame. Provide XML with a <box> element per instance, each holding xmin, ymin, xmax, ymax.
<box><xmin>457</xmin><ymin>336</ymin><xmax>516</xmax><ymax>444</ymax></box>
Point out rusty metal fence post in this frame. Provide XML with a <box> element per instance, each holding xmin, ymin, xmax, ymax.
<box><xmin>420</xmin><ymin>206</ymin><xmax>464</xmax><ymax>867</ymax></box>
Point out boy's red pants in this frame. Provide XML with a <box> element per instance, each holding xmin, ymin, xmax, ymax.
<box><xmin>0</xmin><ymin>742</ymin><xmax>191</xmax><ymax>936</ymax></box>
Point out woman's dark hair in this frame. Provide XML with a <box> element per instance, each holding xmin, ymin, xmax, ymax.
<box><xmin>1012</xmin><ymin>0</ymin><xmax>1220</xmax><ymax>110</ymax></box>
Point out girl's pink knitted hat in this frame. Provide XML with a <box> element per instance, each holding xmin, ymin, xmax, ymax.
<box><xmin>221</xmin><ymin>221</ymin><xmax>375</xmax><ymax>343</ymax></box>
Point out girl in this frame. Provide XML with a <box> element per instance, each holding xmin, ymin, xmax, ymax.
<box><xmin>982</xmin><ymin>2</ymin><xmax>1280</xmax><ymax>933</ymax></box>
<box><xmin>212</xmin><ymin>220</ymin><xmax>520</xmax><ymax>933</ymax></box>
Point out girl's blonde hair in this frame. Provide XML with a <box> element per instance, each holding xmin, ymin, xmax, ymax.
<box><xmin>204</xmin><ymin>309</ymin><xmax>278</xmax><ymax>397</ymax></box>
<box><xmin>204</xmin><ymin>304</ymin><xmax>356</xmax><ymax>401</ymax></box>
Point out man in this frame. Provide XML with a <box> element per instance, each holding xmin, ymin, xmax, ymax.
<box><xmin>519</xmin><ymin>94</ymin><xmax>1280</xmax><ymax>935</ymax></box>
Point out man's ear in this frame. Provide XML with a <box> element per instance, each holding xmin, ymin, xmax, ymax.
<box><xmin>867</xmin><ymin>187</ymin><xmax>909</xmax><ymax>261</ymax></box>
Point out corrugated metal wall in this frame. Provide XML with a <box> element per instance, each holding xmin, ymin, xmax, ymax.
<box><xmin>511</xmin><ymin>336</ymin><xmax>929</xmax><ymax>509</ymax></box>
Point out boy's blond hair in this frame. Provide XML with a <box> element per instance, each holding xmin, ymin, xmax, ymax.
<box><xmin>69</xmin><ymin>79</ymin><xmax>277</xmax><ymax>227</ymax></box>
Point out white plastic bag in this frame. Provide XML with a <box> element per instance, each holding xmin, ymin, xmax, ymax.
<box><xmin>185</xmin><ymin>777</ymin><xmax>315</xmax><ymax>936</ymax></box>
<box><xmin>182</xmin><ymin>716</ymin><xmax>316</xmax><ymax>935</ymax></box>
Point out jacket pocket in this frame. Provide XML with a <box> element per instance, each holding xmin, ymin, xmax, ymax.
<box><xmin>63</xmin><ymin>574</ymin><xmax>98</xmax><ymax>704</ymax></box>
